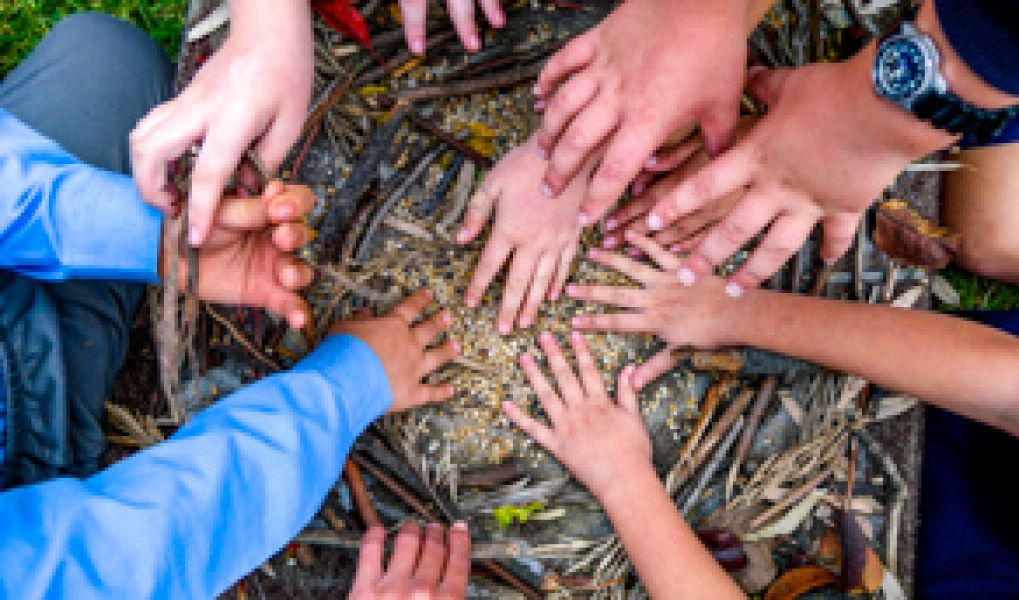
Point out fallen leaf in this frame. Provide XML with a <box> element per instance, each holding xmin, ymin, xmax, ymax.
<box><xmin>744</xmin><ymin>489</ymin><xmax>825</xmax><ymax>541</ymax></box>
<box><xmin>763</xmin><ymin>566</ymin><xmax>838</xmax><ymax>600</ymax></box>
<box><xmin>734</xmin><ymin>541</ymin><xmax>778</xmax><ymax>593</ymax></box>
<box><xmin>873</xmin><ymin>199</ymin><xmax>960</xmax><ymax>269</ymax></box>
<box><xmin>838</xmin><ymin>509</ymin><xmax>884</xmax><ymax>594</ymax></box>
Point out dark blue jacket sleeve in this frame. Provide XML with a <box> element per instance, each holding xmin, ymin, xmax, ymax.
<box><xmin>0</xmin><ymin>334</ymin><xmax>392</xmax><ymax>599</ymax></box>
<box><xmin>0</xmin><ymin>108</ymin><xmax>162</xmax><ymax>281</ymax></box>
<box><xmin>935</xmin><ymin>0</ymin><xmax>1019</xmax><ymax>96</ymax></box>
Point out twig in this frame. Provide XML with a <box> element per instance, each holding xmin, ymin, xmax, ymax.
<box><xmin>394</xmin><ymin>62</ymin><xmax>543</xmax><ymax>102</ymax></box>
<box><xmin>749</xmin><ymin>467</ymin><xmax>834</xmax><ymax>530</ymax></box>
<box><xmin>205</xmin><ymin>305</ymin><xmax>281</xmax><ymax>372</ymax></box>
<box><xmin>407</xmin><ymin>112</ymin><xmax>494</xmax><ymax>168</ymax></box>
<box><xmin>682</xmin><ymin>416</ymin><xmax>744</xmax><ymax>516</ymax></box>
<box><xmin>438</xmin><ymin>160</ymin><xmax>477</xmax><ymax>233</ymax></box>
<box><xmin>725</xmin><ymin>377</ymin><xmax>778</xmax><ymax>500</ymax></box>
<box><xmin>344</xmin><ymin>460</ymin><xmax>383</xmax><ymax>528</ymax></box>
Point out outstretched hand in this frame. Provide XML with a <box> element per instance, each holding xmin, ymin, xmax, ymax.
<box><xmin>644</xmin><ymin>54</ymin><xmax>955</xmax><ymax>295</ymax></box>
<box><xmin>330</xmin><ymin>289</ymin><xmax>459</xmax><ymax>413</ymax></box>
<box><xmin>532</xmin><ymin>0</ymin><xmax>750</xmax><ymax>224</ymax></box>
<box><xmin>399</xmin><ymin>0</ymin><xmax>504</xmax><ymax>54</ymax></box>
<box><xmin>131</xmin><ymin>3</ymin><xmax>314</xmax><ymax>247</ymax></box>
<box><xmin>503</xmin><ymin>331</ymin><xmax>652</xmax><ymax>500</ymax></box>
<box><xmin>164</xmin><ymin>181</ymin><xmax>316</xmax><ymax>330</ymax></box>
<box><xmin>567</xmin><ymin>233</ymin><xmax>735</xmax><ymax>389</ymax></box>
<box><xmin>457</xmin><ymin>137</ymin><xmax>584</xmax><ymax>333</ymax></box>
<box><xmin>349</xmin><ymin>522</ymin><xmax>471</xmax><ymax>599</ymax></box>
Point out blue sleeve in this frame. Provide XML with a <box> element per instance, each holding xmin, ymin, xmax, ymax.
<box><xmin>934</xmin><ymin>0</ymin><xmax>1019</xmax><ymax>96</ymax></box>
<box><xmin>0</xmin><ymin>334</ymin><xmax>392</xmax><ymax>599</ymax></box>
<box><xmin>0</xmin><ymin>108</ymin><xmax>162</xmax><ymax>282</ymax></box>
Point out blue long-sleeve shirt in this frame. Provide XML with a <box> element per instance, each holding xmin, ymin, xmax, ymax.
<box><xmin>0</xmin><ymin>108</ymin><xmax>394</xmax><ymax>596</ymax></box>
<box><xmin>0</xmin><ymin>334</ymin><xmax>392</xmax><ymax>598</ymax></box>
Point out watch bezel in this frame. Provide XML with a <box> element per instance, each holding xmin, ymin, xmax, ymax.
<box><xmin>872</xmin><ymin>22</ymin><xmax>947</xmax><ymax>111</ymax></box>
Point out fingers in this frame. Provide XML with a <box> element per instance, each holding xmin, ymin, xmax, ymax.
<box><xmin>547</xmin><ymin>243</ymin><xmax>576</xmax><ymax>302</ymax></box>
<box><xmin>518</xmin><ymin>254</ymin><xmax>556</xmax><ymax>329</ymax></box>
<box><xmin>616</xmin><ymin>364</ymin><xmax>639</xmax><ymax>414</ymax></box>
<box><xmin>439</xmin><ymin>522</ymin><xmax>471</xmax><ymax>595</ymax></box>
<box><xmin>420</xmin><ymin>339</ymin><xmax>459</xmax><ymax>376</ymax></box>
<box><xmin>189</xmin><ymin>109</ymin><xmax>269</xmax><ymax>245</ymax></box>
<box><xmin>746</xmin><ymin>67</ymin><xmax>791</xmax><ymax>107</ymax></box>
<box><xmin>623</xmin><ymin>232</ymin><xmax>680</xmax><ymax>271</ymax></box>
<box><xmin>645</xmin><ymin>137</ymin><xmax>702</xmax><ymax>173</ymax></box>
<box><xmin>413</xmin><ymin>382</ymin><xmax>457</xmax><ymax>408</ymax></box>
<box><xmin>254</xmin><ymin>106</ymin><xmax>306</xmax><ymax>174</ymax></box>
<box><xmin>538</xmin><ymin>331</ymin><xmax>584</xmax><ymax>403</ymax></box>
<box><xmin>633</xmin><ymin>346</ymin><xmax>678</xmax><ymax>390</ymax></box>
<box><xmin>569</xmin><ymin>331</ymin><xmax>607</xmax><ymax>400</ymax></box>
<box><xmin>266</xmin><ymin>182</ymin><xmax>316</xmax><ymax>222</ymax></box>
<box><xmin>646</xmin><ymin>141</ymin><xmax>758</xmax><ymax>232</ymax></box>
<box><xmin>351</xmin><ymin>525</ymin><xmax>386</xmax><ymax>589</ymax></box>
<box><xmin>386</xmin><ymin>522</ymin><xmax>423</xmax><ymax>580</ymax></box>
<box><xmin>519</xmin><ymin>353</ymin><xmax>565</xmax><ymax>423</ymax></box>
<box><xmin>497</xmin><ymin>248</ymin><xmax>539</xmax><ymax>334</ymax></box>
<box><xmin>393</xmin><ymin>289</ymin><xmax>434</xmax><ymax>323</ymax></box>
<box><xmin>272</xmin><ymin>222</ymin><xmax>313</xmax><ymax>251</ymax></box>
<box><xmin>543</xmin><ymin>95</ymin><xmax>618</xmax><ymax>197</ymax></box>
<box><xmin>277</xmin><ymin>257</ymin><xmax>315</xmax><ymax>291</ymax></box>
<box><xmin>698</xmin><ymin>101</ymin><xmax>741</xmax><ymax>159</ymax></box>
<box><xmin>602</xmin><ymin>195</ymin><xmax>654</xmax><ymax>248</ymax></box>
<box><xmin>584</xmin><ymin>247</ymin><xmax>659</xmax><ymax>286</ymax></box>
<box><xmin>571</xmin><ymin>311</ymin><xmax>650</xmax><ymax>334</ymax></box>
<box><xmin>535</xmin><ymin>33</ymin><xmax>596</xmax><ymax>99</ymax></box>
<box><xmin>412</xmin><ymin>310</ymin><xmax>453</xmax><ymax>346</ymax></box>
<box><xmin>446</xmin><ymin>0</ymin><xmax>481</xmax><ymax>51</ymax></box>
<box><xmin>456</xmin><ymin>186</ymin><xmax>499</xmax><ymax>244</ymax></box>
<box><xmin>566</xmin><ymin>283</ymin><xmax>648</xmax><ymax>309</ymax></box>
<box><xmin>478</xmin><ymin>0</ymin><xmax>505</xmax><ymax>28</ymax></box>
<box><xmin>583</xmin><ymin>121</ymin><xmax>661</xmax><ymax>223</ymax></box>
<box><xmin>501</xmin><ymin>399</ymin><xmax>556</xmax><ymax>450</ymax></box>
<box><xmin>130</xmin><ymin>101</ymin><xmax>207</xmax><ymax>212</ymax></box>
<box><xmin>399</xmin><ymin>0</ymin><xmax>428</xmax><ymax>54</ymax></box>
<box><xmin>465</xmin><ymin>235</ymin><xmax>511</xmax><ymax>308</ymax></box>
<box><xmin>536</xmin><ymin>71</ymin><xmax>598</xmax><ymax>151</ymax></box>
<box><xmin>820</xmin><ymin>212</ymin><xmax>860</xmax><ymax>265</ymax></box>
<box><xmin>726</xmin><ymin>211</ymin><xmax>817</xmax><ymax>293</ymax></box>
<box><xmin>215</xmin><ymin>197</ymin><xmax>269</xmax><ymax>230</ymax></box>
<box><xmin>413</xmin><ymin>523</ymin><xmax>447</xmax><ymax>585</ymax></box>
<box><xmin>678</xmin><ymin>191</ymin><xmax>780</xmax><ymax>282</ymax></box>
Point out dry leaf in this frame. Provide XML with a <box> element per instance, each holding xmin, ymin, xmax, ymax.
<box><xmin>838</xmin><ymin>509</ymin><xmax>884</xmax><ymax>594</ymax></box>
<box><xmin>873</xmin><ymin>199</ymin><xmax>960</xmax><ymax>269</ymax></box>
<box><xmin>817</xmin><ymin>528</ymin><xmax>841</xmax><ymax>569</ymax></box>
<box><xmin>734</xmin><ymin>541</ymin><xmax>778</xmax><ymax>594</ymax></box>
<box><xmin>744</xmin><ymin>489</ymin><xmax>825</xmax><ymax>541</ymax></box>
<box><xmin>763</xmin><ymin>566</ymin><xmax>838</xmax><ymax>600</ymax></box>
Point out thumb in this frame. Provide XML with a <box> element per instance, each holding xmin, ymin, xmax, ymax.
<box><xmin>698</xmin><ymin>101</ymin><xmax>741</xmax><ymax>159</ymax></box>
<box><xmin>455</xmin><ymin>184</ymin><xmax>499</xmax><ymax>244</ymax></box>
<box><xmin>746</xmin><ymin>67</ymin><xmax>790</xmax><ymax>107</ymax></box>
<box><xmin>215</xmin><ymin>197</ymin><xmax>270</xmax><ymax>230</ymax></box>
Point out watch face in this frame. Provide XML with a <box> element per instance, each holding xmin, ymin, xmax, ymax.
<box><xmin>875</xmin><ymin>37</ymin><xmax>928</xmax><ymax>101</ymax></box>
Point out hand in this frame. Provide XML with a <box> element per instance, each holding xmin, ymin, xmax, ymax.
<box><xmin>330</xmin><ymin>290</ymin><xmax>459</xmax><ymax>412</ymax></box>
<box><xmin>532</xmin><ymin>0</ymin><xmax>750</xmax><ymax>223</ymax></box>
<box><xmin>349</xmin><ymin>522</ymin><xmax>471</xmax><ymax>599</ymax></box>
<box><xmin>163</xmin><ymin>181</ymin><xmax>316</xmax><ymax>329</ymax></box>
<box><xmin>131</xmin><ymin>2</ymin><xmax>314</xmax><ymax>247</ymax></box>
<box><xmin>645</xmin><ymin>48</ymin><xmax>957</xmax><ymax>295</ymax></box>
<box><xmin>566</xmin><ymin>234</ymin><xmax>735</xmax><ymax>389</ymax></box>
<box><xmin>502</xmin><ymin>330</ymin><xmax>652</xmax><ymax>500</ymax></box>
<box><xmin>457</xmin><ymin>137</ymin><xmax>583</xmax><ymax>333</ymax></box>
<box><xmin>399</xmin><ymin>0</ymin><xmax>504</xmax><ymax>54</ymax></box>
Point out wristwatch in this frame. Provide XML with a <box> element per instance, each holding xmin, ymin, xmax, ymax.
<box><xmin>873</xmin><ymin>20</ymin><xmax>1019</xmax><ymax>145</ymax></box>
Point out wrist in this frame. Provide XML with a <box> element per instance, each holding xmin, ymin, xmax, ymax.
<box><xmin>228</xmin><ymin>0</ymin><xmax>311</xmax><ymax>40</ymax></box>
<box><xmin>592</xmin><ymin>462</ymin><xmax>661</xmax><ymax>510</ymax></box>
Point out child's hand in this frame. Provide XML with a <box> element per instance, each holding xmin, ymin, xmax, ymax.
<box><xmin>349</xmin><ymin>522</ymin><xmax>470</xmax><ymax>599</ymax></box>
<box><xmin>502</xmin><ymin>331</ymin><xmax>653</xmax><ymax>501</ymax></box>
<box><xmin>566</xmin><ymin>233</ymin><xmax>734</xmax><ymax>389</ymax></box>
<box><xmin>399</xmin><ymin>0</ymin><xmax>504</xmax><ymax>54</ymax></box>
<box><xmin>457</xmin><ymin>136</ymin><xmax>584</xmax><ymax>333</ymax></box>
<box><xmin>330</xmin><ymin>290</ymin><xmax>459</xmax><ymax>413</ymax></box>
<box><xmin>163</xmin><ymin>181</ymin><xmax>316</xmax><ymax>329</ymax></box>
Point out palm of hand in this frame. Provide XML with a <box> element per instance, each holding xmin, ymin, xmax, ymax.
<box><xmin>197</xmin><ymin>227</ymin><xmax>280</xmax><ymax>308</ymax></box>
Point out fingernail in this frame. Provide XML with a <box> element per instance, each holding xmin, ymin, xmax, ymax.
<box><xmin>634</xmin><ymin>375</ymin><xmax>645</xmax><ymax>389</ymax></box>
<box><xmin>411</xmin><ymin>38</ymin><xmax>425</xmax><ymax>54</ymax></box>
<box><xmin>677</xmin><ymin>267</ymin><xmax>696</xmax><ymax>286</ymax></box>
<box><xmin>519</xmin><ymin>316</ymin><xmax>531</xmax><ymax>329</ymax></box>
<box><xmin>456</xmin><ymin>228</ymin><xmax>469</xmax><ymax>244</ymax></box>
<box><xmin>453</xmin><ymin>520</ymin><xmax>468</xmax><ymax>531</ymax></box>
<box><xmin>540</xmin><ymin>182</ymin><xmax>554</xmax><ymax>198</ymax></box>
<box><xmin>566</xmin><ymin>284</ymin><xmax>578</xmax><ymax>296</ymax></box>
<box><xmin>452</xmin><ymin>340</ymin><xmax>461</xmax><ymax>353</ymax></box>
<box><xmin>469</xmin><ymin>34</ymin><xmax>481</xmax><ymax>50</ymax></box>
<box><xmin>624</xmin><ymin>229</ymin><xmax>637</xmax><ymax>242</ymax></box>
<box><xmin>498</xmin><ymin>322</ymin><xmax>510</xmax><ymax>335</ymax></box>
<box><xmin>540</xmin><ymin>331</ymin><xmax>553</xmax><ymax>342</ymax></box>
<box><xmin>571</xmin><ymin>330</ymin><xmax>582</xmax><ymax>342</ymax></box>
<box><xmin>669</xmin><ymin>243</ymin><xmax>683</xmax><ymax>253</ymax></box>
<box><xmin>647</xmin><ymin>213</ymin><xmax>663</xmax><ymax>231</ymax></box>
<box><xmin>188</xmin><ymin>225</ymin><xmax>202</xmax><ymax>246</ymax></box>
<box><xmin>548</xmin><ymin>289</ymin><xmax>559</xmax><ymax>302</ymax></box>
<box><xmin>645</xmin><ymin>156</ymin><xmax>658</xmax><ymax>169</ymax></box>
<box><xmin>424</xmin><ymin>288</ymin><xmax>434</xmax><ymax>300</ymax></box>
<box><xmin>291</xmin><ymin>312</ymin><xmax>307</xmax><ymax>329</ymax></box>
<box><xmin>465</xmin><ymin>294</ymin><xmax>478</xmax><ymax>308</ymax></box>
<box><xmin>626</xmin><ymin>246</ymin><xmax>642</xmax><ymax>258</ymax></box>
<box><xmin>534</xmin><ymin>99</ymin><xmax>547</xmax><ymax>113</ymax></box>
<box><xmin>532</xmin><ymin>83</ymin><xmax>542</xmax><ymax>96</ymax></box>
<box><xmin>441</xmin><ymin>312</ymin><xmax>452</xmax><ymax>325</ymax></box>
<box><xmin>578</xmin><ymin>213</ymin><xmax>590</xmax><ymax>227</ymax></box>
<box><xmin>631</xmin><ymin>180</ymin><xmax>646</xmax><ymax>197</ymax></box>
<box><xmin>446</xmin><ymin>385</ymin><xmax>455</xmax><ymax>395</ymax></box>
<box><xmin>588</xmin><ymin>248</ymin><xmax>601</xmax><ymax>259</ymax></box>
<box><xmin>823</xmin><ymin>257</ymin><xmax>838</xmax><ymax>267</ymax></box>
<box><xmin>602</xmin><ymin>236</ymin><xmax>619</xmax><ymax>249</ymax></box>
<box><xmin>605</xmin><ymin>218</ymin><xmax>618</xmax><ymax>231</ymax></box>
<box><xmin>275</xmin><ymin>203</ymin><xmax>294</xmax><ymax>219</ymax></box>
<box><xmin>520</xmin><ymin>353</ymin><xmax>533</xmax><ymax>365</ymax></box>
<box><xmin>571</xmin><ymin>316</ymin><xmax>583</xmax><ymax>327</ymax></box>
<box><xmin>725</xmin><ymin>282</ymin><xmax>744</xmax><ymax>298</ymax></box>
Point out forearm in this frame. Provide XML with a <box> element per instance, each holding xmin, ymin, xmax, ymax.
<box><xmin>725</xmin><ymin>290</ymin><xmax>1019</xmax><ymax>435</ymax></box>
<box><xmin>229</xmin><ymin>0</ymin><xmax>311</xmax><ymax>41</ymax></box>
<box><xmin>597</xmin><ymin>468</ymin><xmax>744</xmax><ymax>599</ymax></box>
<box><xmin>0</xmin><ymin>335</ymin><xmax>391</xmax><ymax>598</ymax></box>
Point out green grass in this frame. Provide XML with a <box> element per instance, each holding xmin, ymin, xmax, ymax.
<box><xmin>0</xmin><ymin>0</ymin><xmax>187</xmax><ymax>76</ymax></box>
<box><xmin>940</xmin><ymin>266</ymin><xmax>1019</xmax><ymax>311</ymax></box>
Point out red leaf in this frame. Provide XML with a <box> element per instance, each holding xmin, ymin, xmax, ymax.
<box><xmin>313</xmin><ymin>0</ymin><xmax>371</xmax><ymax>48</ymax></box>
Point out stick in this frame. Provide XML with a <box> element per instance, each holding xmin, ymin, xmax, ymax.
<box><xmin>394</xmin><ymin>62</ymin><xmax>543</xmax><ymax>102</ymax></box>
<box><xmin>344</xmin><ymin>460</ymin><xmax>383</xmax><ymax>528</ymax></box>
<box><xmin>725</xmin><ymin>377</ymin><xmax>778</xmax><ymax>500</ymax></box>
<box><xmin>407</xmin><ymin>112</ymin><xmax>493</xmax><ymax>168</ymax></box>
<box><xmin>205</xmin><ymin>305</ymin><xmax>281</xmax><ymax>372</ymax></box>
<box><xmin>749</xmin><ymin>467</ymin><xmax>834</xmax><ymax>530</ymax></box>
